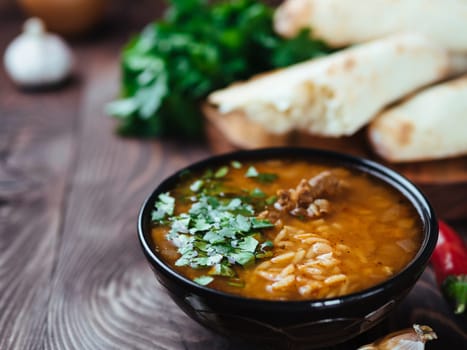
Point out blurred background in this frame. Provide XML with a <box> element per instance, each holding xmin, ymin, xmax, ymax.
<box><xmin>0</xmin><ymin>0</ymin><xmax>163</xmax><ymax>36</ymax></box>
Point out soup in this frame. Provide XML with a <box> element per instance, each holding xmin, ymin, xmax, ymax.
<box><xmin>151</xmin><ymin>159</ymin><xmax>422</xmax><ymax>300</ymax></box>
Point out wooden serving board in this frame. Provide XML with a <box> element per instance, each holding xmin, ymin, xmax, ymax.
<box><xmin>206</xmin><ymin>119</ymin><xmax>467</xmax><ymax>220</ymax></box>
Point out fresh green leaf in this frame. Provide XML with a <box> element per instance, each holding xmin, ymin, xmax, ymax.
<box><xmin>250</xmin><ymin>187</ymin><xmax>266</xmax><ymax>198</ymax></box>
<box><xmin>194</xmin><ymin>275</ymin><xmax>214</xmax><ymax>285</ymax></box>
<box><xmin>230</xmin><ymin>251</ymin><xmax>255</xmax><ymax>266</ymax></box>
<box><xmin>202</xmin><ymin>168</ymin><xmax>213</xmax><ymax>179</ymax></box>
<box><xmin>214</xmin><ymin>166</ymin><xmax>229</xmax><ymax>178</ymax></box>
<box><xmin>245</xmin><ymin>166</ymin><xmax>259</xmax><ymax>178</ymax></box>
<box><xmin>257</xmin><ymin>173</ymin><xmax>278</xmax><ymax>183</ymax></box>
<box><xmin>238</xmin><ymin>236</ymin><xmax>259</xmax><ymax>253</ymax></box>
<box><xmin>190</xmin><ymin>179</ymin><xmax>204</xmax><ymax>192</ymax></box>
<box><xmin>227</xmin><ymin>279</ymin><xmax>245</xmax><ymax>288</ymax></box>
<box><xmin>272</xmin><ymin>29</ymin><xmax>330</xmax><ymax>68</ymax></box>
<box><xmin>260</xmin><ymin>240</ymin><xmax>274</xmax><ymax>249</ymax></box>
<box><xmin>210</xmin><ymin>263</ymin><xmax>235</xmax><ymax>277</ymax></box>
<box><xmin>251</xmin><ymin>218</ymin><xmax>274</xmax><ymax>229</ymax></box>
<box><xmin>105</xmin><ymin>98</ymin><xmax>139</xmax><ymax>117</ymax></box>
<box><xmin>231</xmin><ymin>160</ymin><xmax>242</xmax><ymax>169</ymax></box>
<box><xmin>203</xmin><ymin>230</ymin><xmax>224</xmax><ymax>244</ymax></box>
<box><xmin>234</xmin><ymin>215</ymin><xmax>251</xmax><ymax>232</ymax></box>
<box><xmin>152</xmin><ymin>192</ymin><xmax>175</xmax><ymax>221</ymax></box>
<box><xmin>265</xmin><ymin>195</ymin><xmax>277</xmax><ymax>205</ymax></box>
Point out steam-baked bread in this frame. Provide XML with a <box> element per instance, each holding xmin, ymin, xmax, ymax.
<box><xmin>207</xmin><ymin>34</ymin><xmax>452</xmax><ymax>138</ymax></box>
<box><xmin>274</xmin><ymin>0</ymin><xmax>467</xmax><ymax>53</ymax></box>
<box><xmin>368</xmin><ymin>75</ymin><xmax>467</xmax><ymax>162</ymax></box>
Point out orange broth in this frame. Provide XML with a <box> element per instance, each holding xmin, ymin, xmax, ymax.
<box><xmin>151</xmin><ymin>159</ymin><xmax>422</xmax><ymax>300</ymax></box>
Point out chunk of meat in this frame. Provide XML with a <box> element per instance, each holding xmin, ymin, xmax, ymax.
<box><xmin>307</xmin><ymin>171</ymin><xmax>342</xmax><ymax>198</ymax></box>
<box><xmin>273</xmin><ymin>171</ymin><xmax>345</xmax><ymax>219</ymax></box>
<box><xmin>275</xmin><ymin>189</ymin><xmax>295</xmax><ymax>211</ymax></box>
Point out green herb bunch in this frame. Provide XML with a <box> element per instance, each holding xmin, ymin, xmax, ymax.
<box><xmin>152</xmin><ymin>162</ymin><xmax>280</xmax><ymax>286</ymax></box>
<box><xmin>107</xmin><ymin>0</ymin><xmax>330</xmax><ymax>138</ymax></box>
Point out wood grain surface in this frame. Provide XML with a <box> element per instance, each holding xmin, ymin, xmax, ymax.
<box><xmin>0</xmin><ymin>3</ymin><xmax>466</xmax><ymax>350</ymax></box>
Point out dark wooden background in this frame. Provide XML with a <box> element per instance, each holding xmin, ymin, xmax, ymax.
<box><xmin>0</xmin><ymin>2</ymin><xmax>466</xmax><ymax>349</ymax></box>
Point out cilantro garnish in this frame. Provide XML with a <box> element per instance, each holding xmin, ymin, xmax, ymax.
<box><xmin>194</xmin><ymin>275</ymin><xmax>214</xmax><ymax>286</ymax></box>
<box><xmin>152</xmin><ymin>192</ymin><xmax>175</xmax><ymax>222</ymax></box>
<box><xmin>257</xmin><ymin>173</ymin><xmax>278</xmax><ymax>183</ymax></box>
<box><xmin>214</xmin><ymin>166</ymin><xmax>229</xmax><ymax>178</ymax></box>
<box><xmin>154</xmin><ymin>191</ymin><xmax>273</xmax><ymax>285</ymax></box>
<box><xmin>152</xmin><ymin>162</ymin><xmax>280</xmax><ymax>286</ymax></box>
<box><xmin>245</xmin><ymin>166</ymin><xmax>278</xmax><ymax>183</ymax></box>
<box><xmin>231</xmin><ymin>161</ymin><xmax>242</xmax><ymax>169</ymax></box>
<box><xmin>265</xmin><ymin>195</ymin><xmax>277</xmax><ymax>205</ymax></box>
<box><xmin>250</xmin><ymin>188</ymin><xmax>266</xmax><ymax>198</ymax></box>
<box><xmin>190</xmin><ymin>179</ymin><xmax>204</xmax><ymax>192</ymax></box>
<box><xmin>245</xmin><ymin>166</ymin><xmax>259</xmax><ymax>178</ymax></box>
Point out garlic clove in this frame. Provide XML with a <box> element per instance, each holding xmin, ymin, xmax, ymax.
<box><xmin>358</xmin><ymin>324</ymin><xmax>437</xmax><ymax>350</ymax></box>
<box><xmin>3</xmin><ymin>17</ymin><xmax>73</xmax><ymax>87</ymax></box>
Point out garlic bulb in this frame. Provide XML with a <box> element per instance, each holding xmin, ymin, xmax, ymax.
<box><xmin>358</xmin><ymin>324</ymin><xmax>438</xmax><ymax>350</ymax></box>
<box><xmin>3</xmin><ymin>18</ymin><xmax>73</xmax><ymax>87</ymax></box>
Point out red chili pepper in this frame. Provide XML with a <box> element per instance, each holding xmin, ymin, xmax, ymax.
<box><xmin>430</xmin><ymin>220</ymin><xmax>467</xmax><ymax>314</ymax></box>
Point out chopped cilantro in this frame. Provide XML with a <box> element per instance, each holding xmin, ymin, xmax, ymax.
<box><xmin>238</xmin><ymin>236</ymin><xmax>259</xmax><ymax>252</ymax></box>
<box><xmin>245</xmin><ymin>166</ymin><xmax>259</xmax><ymax>178</ymax></box>
<box><xmin>251</xmin><ymin>218</ymin><xmax>274</xmax><ymax>229</ymax></box>
<box><xmin>265</xmin><ymin>195</ymin><xmax>277</xmax><ymax>205</ymax></box>
<box><xmin>230</xmin><ymin>251</ymin><xmax>255</xmax><ymax>266</ymax></box>
<box><xmin>231</xmin><ymin>160</ymin><xmax>242</xmax><ymax>169</ymax></box>
<box><xmin>257</xmin><ymin>173</ymin><xmax>278</xmax><ymax>183</ymax></box>
<box><xmin>194</xmin><ymin>276</ymin><xmax>214</xmax><ymax>286</ymax></box>
<box><xmin>234</xmin><ymin>215</ymin><xmax>251</xmax><ymax>232</ymax></box>
<box><xmin>245</xmin><ymin>166</ymin><xmax>278</xmax><ymax>183</ymax></box>
<box><xmin>260</xmin><ymin>240</ymin><xmax>274</xmax><ymax>249</ymax></box>
<box><xmin>152</xmin><ymin>192</ymin><xmax>175</xmax><ymax>221</ymax></box>
<box><xmin>214</xmin><ymin>166</ymin><xmax>229</xmax><ymax>178</ymax></box>
<box><xmin>190</xmin><ymin>179</ymin><xmax>204</xmax><ymax>192</ymax></box>
<box><xmin>202</xmin><ymin>169</ymin><xmax>213</xmax><ymax>179</ymax></box>
<box><xmin>250</xmin><ymin>188</ymin><xmax>266</xmax><ymax>198</ymax></box>
<box><xmin>209</xmin><ymin>263</ymin><xmax>235</xmax><ymax>277</ymax></box>
<box><xmin>227</xmin><ymin>279</ymin><xmax>245</xmax><ymax>288</ymax></box>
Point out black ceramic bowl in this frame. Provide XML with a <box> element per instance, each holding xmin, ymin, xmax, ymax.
<box><xmin>138</xmin><ymin>148</ymin><xmax>438</xmax><ymax>349</ymax></box>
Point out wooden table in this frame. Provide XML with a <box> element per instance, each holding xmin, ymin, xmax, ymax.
<box><xmin>1</xmin><ymin>4</ymin><xmax>466</xmax><ymax>349</ymax></box>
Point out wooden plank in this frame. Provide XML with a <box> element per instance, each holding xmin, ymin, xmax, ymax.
<box><xmin>0</xmin><ymin>21</ymin><xmax>81</xmax><ymax>349</ymax></box>
<box><xmin>42</xmin><ymin>42</ymin><xmax>245</xmax><ymax>349</ymax></box>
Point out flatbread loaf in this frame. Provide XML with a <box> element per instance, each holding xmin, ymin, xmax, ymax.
<box><xmin>368</xmin><ymin>75</ymin><xmax>467</xmax><ymax>162</ymax></box>
<box><xmin>274</xmin><ymin>0</ymin><xmax>467</xmax><ymax>53</ymax></box>
<box><xmin>207</xmin><ymin>34</ymin><xmax>452</xmax><ymax>137</ymax></box>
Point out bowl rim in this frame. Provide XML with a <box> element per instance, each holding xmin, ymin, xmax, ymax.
<box><xmin>138</xmin><ymin>147</ymin><xmax>438</xmax><ymax>308</ymax></box>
